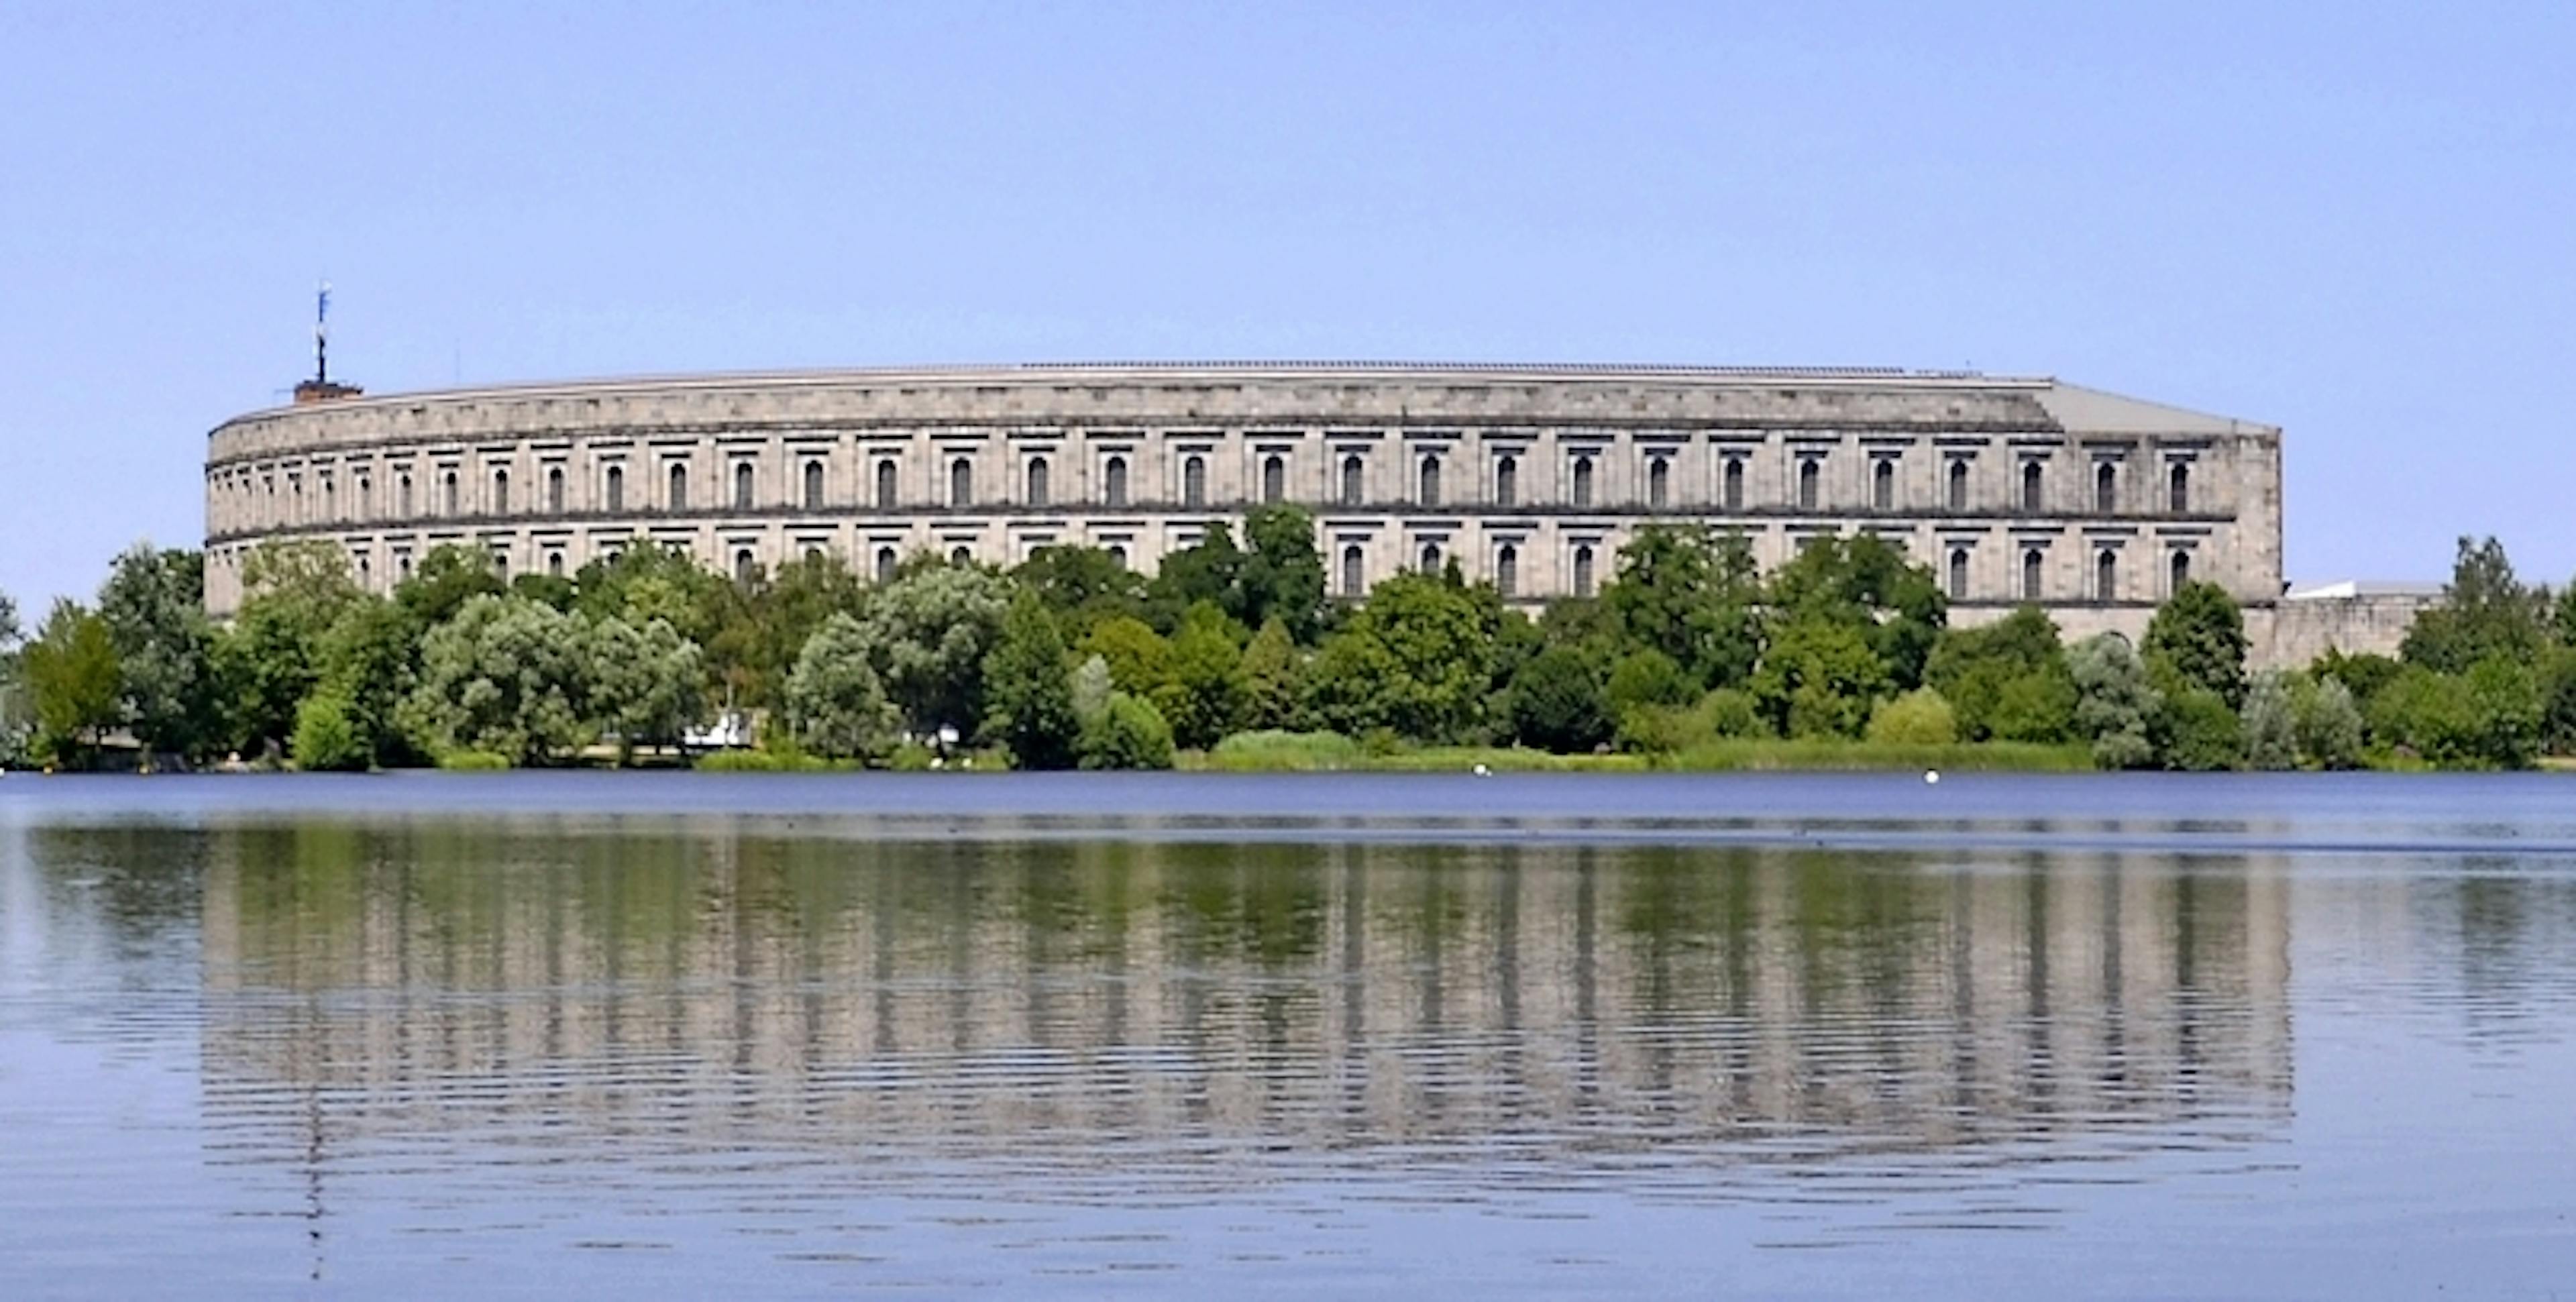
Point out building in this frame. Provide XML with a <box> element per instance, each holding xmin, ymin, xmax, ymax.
<box><xmin>203</xmin><ymin>362</ymin><xmax>2299</xmax><ymax>651</ymax></box>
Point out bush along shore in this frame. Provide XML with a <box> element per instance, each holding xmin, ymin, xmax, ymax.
<box><xmin>2</xmin><ymin>514</ymin><xmax>2571</xmax><ymax>774</ymax></box>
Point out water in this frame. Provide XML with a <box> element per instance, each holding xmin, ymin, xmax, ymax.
<box><xmin>3</xmin><ymin>772</ymin><xmax>2573</xmax><ymax>1298</ymax></box>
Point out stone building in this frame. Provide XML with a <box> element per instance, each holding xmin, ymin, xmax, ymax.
<box><xmin>203</xmin><ymin>362</ymin><xmax>2292</xmax><ymax>649</ymax></box>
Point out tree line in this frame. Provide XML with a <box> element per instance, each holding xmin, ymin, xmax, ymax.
<box><xmin>1</xmin><ymin>508</ymin><xmax>2570</xmax><ymax>771</ymax></box>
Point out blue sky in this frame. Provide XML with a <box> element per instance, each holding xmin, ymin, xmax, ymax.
<box><xmin>3</xmin><ymin>1</ymin><xmax>2569</xmax><ymax>608</ymax></box>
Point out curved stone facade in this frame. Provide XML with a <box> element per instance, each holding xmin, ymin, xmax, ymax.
<box><xmin>203</xmin><ymin>362</ymin><xmax>2284</xmax><ymax>643</ymax></box>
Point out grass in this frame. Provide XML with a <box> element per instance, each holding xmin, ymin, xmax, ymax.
<box><xmin>1654</xmin><ymin>738</ymin><xmax>2096</xmax><ymax>773</ymax></box>
<box><xmin>1188</xmin><ymin>730</ymin><xmax>2090</xmax><ymax>773</ymax></box>
<box><xmin>694</xmin><ymin>748</ymin><xmax>861</xmax><ymax>773</ymax></box>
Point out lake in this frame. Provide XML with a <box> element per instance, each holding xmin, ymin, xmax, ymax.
<box><xmin>3</xmin><ymin>772</ymin><xmax>2573</xmax><ymax>1297</ymax></box>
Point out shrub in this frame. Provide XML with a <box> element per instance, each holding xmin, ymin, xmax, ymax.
<box><xmin>2070</xmin><ymin>634</ymin><xmax>2161</xmax><ymax>770</ymax></box>
<box><xmin>1507</xmin><ymin>645</ymin><xmax>1612</xmax><ymax>753</ymax></box>
<box><xmin>2296</xmin><ymin>677</ymin><xmax>2365</xmax><ymax>770</ymax></box>
<box><xmin>2241</xmin><ymin>671</ymin><xmax>2298</xmax><ymax>770</ymax></box>
<box><xmin>1077</xmin><ymin>690</ymin><xmax>1175</xmax><ymax>770</ymax></box>
<box><xmin>1605</xmin><ymin>649</ymin><xmax>1693</xmax><ymax>716</ymax></box>
<box><xmin>290</xmin><ymin>691</ymin><xmax>369</xmax><ymax>771</ymax></box>
<box><xmin>1866</xmin><ymin>688</ymin><xmax>1957</xmax><ymax>747</ymax></box>
<box><xmin>433</xmin><ymin>749</ymin><xmax>512</xmax><ymax>771</ymax></box>
<box><xmin>2159</xmin><ymin>686</ymin><xmax>2243</xmax><ymax>771</ymax></box>
<box><xmin>1205</xmin><ymin>730</ymin><xmax>1362</xmax><ymax>771</ymax></box>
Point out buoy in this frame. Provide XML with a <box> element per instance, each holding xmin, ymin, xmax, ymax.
<box><xmin>1924</xmin><ymin>769</ymin><xmax>1941</xmax><ymax>785</ymax></box>
<box><xmin>1472</xmin><ymin>763</ymin><xmax>1491</xmax><ymax>777</ymax></box>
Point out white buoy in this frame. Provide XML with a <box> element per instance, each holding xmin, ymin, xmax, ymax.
<box><xmin>1924</xmin><ymin>769</ymin><xmax>1941</xmax><ymax>785</ymax></box>
<box><xmin>1472</xmin><ymin>763</ymin><xmax>1491</xmax><ymax>777</ymax></box>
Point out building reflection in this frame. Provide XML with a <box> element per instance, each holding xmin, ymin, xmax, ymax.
<box><xmin>173</xmin><ymin>819</ymin><xmax>2295</xmax><ymax>1165</ymax></box>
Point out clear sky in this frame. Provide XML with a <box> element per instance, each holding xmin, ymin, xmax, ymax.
<box><xmin>3</xmin><ymin>1</ymin><xmax>2569</xmax><ymax>609</ymax></box>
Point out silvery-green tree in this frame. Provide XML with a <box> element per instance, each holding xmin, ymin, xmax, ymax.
<box><xmin>855</xmin><ymin>562</ymin><xmax>1013</xmax><ymax>737</ymax></box>
<box><xmin>784</xmin><ymin>613</ymin><xmax>900</xmax><ymax>761</ymax></box>
<box><xmin>2070</xmin><ymin>633</ymin><xmax>2162</xmax><ymax>770</ymax></box>
<box><xmin>398</xmin><ymin>594</ymin><xmax>591</xmax><ymax>765</ymax></box>
<box><xmin>586</xmin><ymin>614</ymin><xmax>705</xmax><ymax>764</ymax></box>
<box><xmin>2241</xmin><ymin>670</ymin><xmax>2299</xmax><ymax>770</ymax></box>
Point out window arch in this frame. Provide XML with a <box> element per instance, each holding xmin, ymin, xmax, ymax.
<box><xmin>734</xmin><ymin>462</ymin><xmax>755</xmax><ymax>510</ymax></box>
<box><xmin>2096</xmin><ymin>548</ymin><xmax>2118</xmax><ymax>602</ymax></box>
<box><xmin>1108</xmin><ymin>544</ymin><xmax>1129</xmax><ymax>569</ymax></box>
<box><xmin>950</xmin><ymin>545</ymin><xmax>974</xmax><ymax>567</ymax></box>
<box><xmin>2021</xmin><ymin>461</ymin><xmax>2043</xmax><ymax>513</ymax></box>
<box><xmin>735</xmin><ymin>548</ymin><xmax>757</xmax><ymax>586</ymax></box>
<box><xmin>1105</xmin><ymin>455</ymin><xmax>1129</xmax><ymax>508</ymax></box>
<box><xmin>1796</xmin><ymin>459</ymin><xmax>1820</xmax><ymax>511</ymax></box>
<box><xmin>1183</xmin><ymin>455</ymin><xmax>1207</xmax><ymax>509</ymax></box>
<box><xmin>1262</xmin><ymin>455</ymin><xmax>1285</xmax><ymax>504</ymax></box>
<box><xmin>2095</xmin><ymin>462</ymin><xmax>2117</xmax><ymax>514</ymax></box>
<box><xmin>1571</xmin><ymin>455</ymin><xmax>1595</xmax><ymax>509</ymax></box>
<box><xmin>667</xmin><ymin>463</ymin><xmax>688</xmax><ymax>511</ymax></box>
<box><xmin>547</xmin><ymin>551</ymin><xmax>565</xmax><ymax>578</ymax></box>
<box><xmin>1872</xmin><ymin>459</ymin><xmax>1894</xmax><ymax>511</ymax></box>
<box><xmin>1495</xmin><ymin>544</ymin><xmax>1519</xmax><ymax>598</ymax></box>
<box><xmin>2169</xmin><ymin>462</ymin><xmax>2190</xmax><ymax>512</ymax></box>
<box><xmin>1026</xmin><ymin>457</ymin><xmax>1050</xmax><ymax>508</ymax></box>
<box><xmin>1495</xmin><ymin>455</ymin><xmax>1518</xmax><ymax>507</ymax></box>
<box><xmin>1948</xmin><ymin>547</ymin><xmax>1970</xmax><ymax>599</ymax></box>
<box><xmin>1722</xmin><ymin>458</ymin><xmax>1744</xmax><ymax>511</ymax></box>
<box><xmin>875</xmin><ymin>546</ymin><xmax>898</xmax><ymax>583</ymax></box>
<box><xmin>547</xmin><ymin>466</ymin><xmax>565</xmax><ymax>514</ymax></box>
<box><xmin>1647</xmin><ymin>456</ymin><xmax>1670</xmax><ymax>510</ymax></box>
<box><xmin>949</xmin><ymin>457</ymin><xmax>973</xmax><ymax>508</ymax></box>
<box><xmin>1342</xmin><ymin>544</ymin><xmax>1364</xmax><ymax>597</ymax></box>
<box><xmin>1947</xmin><ymin>459</ymin><xmax>1969</xmax><ymax>512</ymax></box>
<box><xmin>2171</xmin><ymin>548</ymin><xmax>2192</xmax><ymax>594</ymax></box>
<box><xmin>1572</xmin><ymin>545</ymin><xmax>1596</xmax><ymax>598</ymax></box>
<box><xmin>1419</xmin><ymin>454</ymin><xmax>1442</xmax><ymax>508</ymax></box>
<box><xmin>443</xmin><ymin>470</ymin><xmax>460</xmax><ymax>517</ymax></box>
<box><xmin>492</xmin><ymin>468</ymin><xmax>509</xmax><ymax>514</ymax></box>
<box><xmin>804</xmin><ymin>460</ymin><xmax>825</xmax><ymax>510</ymax></box>
<box><xmin>1420</xmin><ymin>542</ymin><xmax>1442</xmax><ymax>572</ymax></box>
<box><xmin>2022</xmin><ymin>548</ymin><xmax>2044</xmax><ymax>602</ymax></box>
<box><xmin>603</xmin><ymin>466</ymin><xmax>622</xmax><ymax>512</ymax></box>
<box><xmin>875</xmin><ymin>459</ymin><xmax>898</xmax><ymax>509</ymax></box>
<box><xmin>1340</xmin><ymin>455</ymin><xmax>1364</xmax><ymax>506</ymax></box>
<box><xmin>803</xmin><ymin>545</ymin><xmax>824</xmax><ymax>565</ymax></box>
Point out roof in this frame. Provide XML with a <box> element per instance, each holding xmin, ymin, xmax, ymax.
<box><xmin>2032</xmin><ymin>383</ymin><xmax>2276</xmax><ymax>437</ymax></box>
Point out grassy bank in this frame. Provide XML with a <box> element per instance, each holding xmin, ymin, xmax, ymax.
<box><xmin>1186</xmin><ymin>730</ymin><xmax>2091</xmax><ymax>774</ymax></box>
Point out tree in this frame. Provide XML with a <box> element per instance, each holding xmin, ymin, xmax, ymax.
<box><xmin>97</xmin><ymin>544</ymin><xmax>219</xmax><ymax>760</ymax></box>
<box><xmin>1601</xmin><ymin>525</ymin><xmax>1764</xmax><ymax>690</ymax></box>
<box><xmin>2541</xmin><ymin>650</ymin><xmax>2576</xmax><ymax>757</ymax></box>
<box><xmin>1080</xmin><ymin>616</ymin><xmax>1176</xmax><ymax>700</ymax></box>
<box><xmin>1303</xmin><ymin>572</ymin><xmax>1496</xmax><ymax>743</ymax></box>
<box><xmin>585</xmin><ymin>615</ymin><xmax>705</xmax><ymax>763</ymax></box>
<box><xmin>2158</xmin><ymin>686</ymin><xmax>2242</xmax><ymax>771</ymax></box>
<box><xmin>742</xmin><ymin>553</ymin><xmax>865</xmax><ymax>708</ymax></box>
<box><xmin>2070</xmin><ymin>633</ymin><xmax>2161</xmax><ymax>769</ymax></box>
<box><xmin>1507</xmin><ymin>645</ymin><xmax>1613</xmax><ymax>753</ymax></box>
<box><xmin>1748</xmin><ymin>616</ymin><xmax>1888</xmax><ymax>739</ymax></box>
<box><xmin>1239</xmin><ymin>506</ymin><xmax>1328</xmax><ymax>642</ymax></box>
<box><xmin>290</xmin><ymin>690</ymin><xmax>369</xmax><ymax>771</ymax></box>
<box><xmin>1925</xmin><ymin>607</ymin><xmax>2076</xmax><ymax>743</ymax></box>
<box><xmin>1013</xmin><ymin>545</ymin><xmax>1147</xmax><ymax>639</ymax></box>
<box><xmin>314</xmin><ymin>597</ymin><xmax>418</xmax><ymax>767</ymax></box>
<box><xmin>2143</xmin><ymin>581</ymin><xmax>2249</xmax><ymax>708</ymax></box>
<box><xmin>398</xmin><ymin>594</ymin><xmax>592</xmax><ymax>765</ymax></box>
<box><xmin>1606</xmin><ymin>648</ymin><xmax>1695</xmax><ymax>718</ymax></box>
<box><xmin>1866</xmin><ymin>687</ymin><xmax>1957</xmax><ymax>746</ymax></box>
<box><xmin>981</xmin><ymin>590</ymin><xmax>1081</xmax><ymax>769</ymax></box>
<box><xmin>2241</xmin><ymin>671</ymin><xmax>2298</xmax><ymax>770</ymax></box>
<box><xmin>0</xmin><ymin>590</ymin><xmax>26</xmax><ymax>761</ymax></box>
<box><xmin>2402</xmin><ymin>537</ymin><xmax>2551</xmax><ymax>673</ymax></box>
<box><xmin>395</xmin><ymin>543</ymin><xmax>505</xmax><ymax>632</ymax></box>
<box><xmin>1159</xmin><ymin>604</ymin><xmax>1250</xmax><ymax>750</ymax></box>
<box><xmin>221</xmin><ymin>541</ymin><xmax>366</xmax><ymax>757</ymax></box>
<box><xmin>1145</xmin><ymin>523</ymin><xmax>1246</xmax><ymax>632</ymax></box>
<box><xmin>784</xmin><ymin>613</ymin><xmax>902</xmax><ymax>762</ymax></box>
<box><xmin>1763</xmin><ymin>535</ymin><xmax>1946</xmax><ymax>691</ymax></box>
<box><xmin>1239</xmin><ymin>618</ymin><xmax>1305</xmax><ymax>732</ymax></box>
<box><xmin>2297</xmin><ymin>677</ymin><xmax>2365</xmax><ymax>770</ymax></box>
<box><xmin>1076</xmin><ymin>691</ymin><xmax>1175</xmax><ymax>770</ymax></box>
<box><xmin>21</xmin><ymin>600</ymin><xmax>122</xmax><ymax>766</ymax></box>
<box><xmin>855</xmin><ymin>562</ymin><xmax>1014</xmax><ymax>737</ymax></box>
<box><xmin>2557</xmin><ymin>583</ymin><xmax>2576</xmax><ymax>649</ymax></box>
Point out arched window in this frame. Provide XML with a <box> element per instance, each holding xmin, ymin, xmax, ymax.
<box><xmin>1342</xmin><ymin>544</ymin><xmax>1364</xmax><ymax>597</ymax></box>
<box><xmin>1648</xmin><ymin>457</ymin><xmax>1670</xmax><ymax>510</ymax></box>
<box><xmin>2095</xmin><ymin>462</ymin><xmax>2117</xmax><ymax>514</ymax></box>
<box><xmin>1421</xmin><ymin>542</ymin><xmax>1442</xmax><ymax>572</ymax></box>
<box><xmin>442</xmin><ymin>470</ymin><xmax>460</xmax><ymax>517</ymax></box>
<box><xmin>1496</xmin><ymin>545</ymin><xmax>1519</xmax><ymax>598</ymax></box>
<box><xmin>949</xmin><ymin>545</ymin><xmax>973</xmax><ymax>566</ymax></box>
<box><xmin>803</xmin><ymin>545</ymin><xmax>824</xmax><ymax>565</ymax></box>
<box><xmin>2171</xmin><ymin>549</ymin><xmax>2192</xmax><ymax>594</ymax></box>
<box><xmin>1948</xmin><ymin>547</ymin><xmax>1970</xmax><ymax>599</ymax></box>
<box><xmin>735</xmin><ymin>548</ymin><xmax>757</xmax><ymax>586</ymax></box>
<box><xmin>1571</xmin><ymin>455</ymin><xmax>1595</xmax><ymax>509</ymax></box>
<box><xmin>2096</xmin><ymin>548</ymin><xmax>2118</xmax><ymax>602</ymax></box>
<box><xmin>875</xmin><ymin>546</ymin><xmax>897</xmax><ymax>583</ymax></box>
<box><xmin>1105</xmin><ymin>456</ymin><xmax>1129</xmax><ymax>507</ymax></box>
<box><xmin>1183</xmin><ymin>455</ymin><xmax>1207</xmax><ymax>508</ymax></box>
<box><xmin>1495</xmin><ymin>455</ymin><xmax>1518</xmax><ymax>507</ymax></box>
<box><xmin>804</xmin><ymin>461</ymin><xmax>825</xmax><ymax>510</ymax></box>
<box><xmin>875</xmin><ymin>459</ymin><xmax>898</xmax><ymax>508</ymax></box>
<box><xmin>604</xmin><ymin>466</ymin><xmax>622</xmax><ymax>512</ymax></box>
<box><xmin>1723</xmin><ymin>458</ymin><xmax>1744</xmax><ymax>511</ymax></box>
<box><xmin>1797</xmin><ymin>459</ymin><xmax>1820</xmax><ymax>511</ymax></box>
<box><xmin>667</xmin><ymin>463</ymin><xmax>688</xmax><ymax>511</ymax></box>
<box><xmin>734</xmin><ymin>462</ymin><xmax>755</xmax><ymax>510</ymax></box>
<box><xmin>1419</xmin><ymin>455</ymin><xmax>1442</xmax><ymax>508</ymax></box>
<box><xmin>547</xmin><ymin>551</ymin><xmax>565</xmax><ymax>578</ymax></box>
<box><xmin>396</xmin><ymin>553</ymin><xmax>413</xmax><ymax>580</ymax></box>
<box><xmin>492</xmin><ymin>468</ymin><xmax>508</xmax><ymax>514</ymax></box>
<box><xmin>1572</xmin><ymin>545</ymin><xmax>1596</xmax><ymax>598</ymax></box>
<box><xmin>491</xmin><ymin>549</ymin><xmax>508</xmax><ymax>580</ymax></box>
<box><xmin>1872</xmin><ymin>459</ymin><xmax>1894</xmax><ymax>511</ymax></box>
<box><xmin>1108</xmin><ymin>544</ymin><xmax>1129</xmax><ymax>569</ymax></box>
<box><xmin>1340</xmin><ymin>455</ymin><xmax>1363</xmax><ymax>506</ymax></box>
<box><xmin>2169</xmin><ymin>462</ymin><xmax>2190</xmax><ymax>512</ymax></box>
<box><xmin>1947</xmin><ymin>459</ymin><xmax>1969</xmax><ymax>512</ymax></box>
<box><xmin>2022</xmin><ymin>549</ymin><xmax>2044</xmax><ymax>602</ymax></box>
<box><xmin>949</xmin><ymin>457</ymin><xmax>973</xmax><ymax>508</ymax></box>
<box><xmin>2021</xmin><ymin>461</ymin><xmax>2043</xmax><ymax>513</ymax></box>
<box><xmin>1262</xmin><ymin>455</ymin><xmax>1285</xmax><ymax>504</ymax></box>
<box><xmin>1026</xmin><ymin>457</ymin><xmax>1050</xmax><ymax>508</ymax></box>
<box><xmin>547</xmin><ymin>466</ymin><xmax>565</xmax><ymax>514</ymax></box>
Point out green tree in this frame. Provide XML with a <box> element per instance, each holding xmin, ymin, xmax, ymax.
<box><xmin>1507</xmin><ymin>645</ymin><xmax>1613</xmax><ymax>753</ymax></box>
<box><xmin>586</xmin><ymin>615</ymin><xmax>706</xmax><ymax>763</ymax></box>
<box><xmin>1303</xmin><ymin>572</ymin><xmax>1496</xmax><ymax>743</ymax></box>
<box><xmin>2143</xmin><ymin>580</ymin><xmax>2249</xmax><ymax>708</ymax></box>
<box><xmin>2540</xmin><ymin>649</ymin><xmax>2576</xmax><ymax>757</ymax></box>
<box><xmin>981</xmin><ymin>591</ymin><xmax>1081</xmax><ymax>769</ymax></box>
<box><xmin>2158</xmin><ymin>686</ymin><xmax>2243</xmax><ymax>771</ymax></box>
<box><xmin>0</xmin><ymin>591</ymin><xmax>26</xmax><ymax>761</ymax></box>
<box><xmin>1076</xmin><ymin>691</ymin><xmax>1176</xmax><ymax>770</ymax></box>
<box><xmin>21</xmin><ymin>600</ymin><xmax>123</xmax><ymax>766</ymax></box>
<box><xmin>395</xmin><ymin>543</ymin><xmax>506</xmax><ymax>633</ymax></box>
<box><xmin>741</xmin><ymin>553</ymin><xmax>866</xmax><ymax>708</ymax></box>
<box><xmin>784</xmin><ymin>613</ymin><xmax>902</xmax><ymax>762</ymax></box>
<box><xmin>290</xmin><ymin>690</ymin><xmax>369</xmax><ymax>771</ymax></box>
<box><xmin>398</xmin><ymin>594</ymin><xmax>592</xmax><ymax>765</ymax></box>
<box><xmin>2401</xmin><ymin>537</ymin><xmax>2551</xmax><ymax>673</ymax></box>
<box><xmin>1158</xmin><ymin>604</ymin><xmax>1250</xmax><ymax>750</ymax></box>
<box><xmin>314</xmin><ymin>597</ymin><xmax>419</xmax><ymax>767</ymax></box>
<box><xmin>1239</xmin><ymin>505</ymin><xmax>1328</xmax><ymax>642</ymax></box>
<box><xmin>217</xmin><ymin>541</ymin><xmax>366</xmax><ymax>757</ymax></box>
<box><xmin>1014</xmin><ymin>545</ymin><xmax>1147</xmax><ymax>639</ymax></box>
<box><xmin>1079</xmin><ymin>616</ymin><xmax>1177</xmax><ymax>699</ymax></box>
<box><xmin>2556</xmin><ymin>583</ymin><xmax>2576</xmax><ymax>649</ymax></box>
<box><xmin>1924</xmin><ymin>607</ymin><xmax>2076</xmax><ymax>743</ymax></box>
<box><xmin>2463</xmin><ymin>657</ymin><xmax>2544</xmax><ymax>769</ymax></box>
<box><xmin>2070</xmin><ymin>633</ymin><xmax>2162</xmax><ymax>769</ymax></box>
<box><xmin>1866</xmin><ymin>687</ymin><xmax>1958</xmax><ymax>746</ymax></box>
<box><xmin>2241</xmin><ymin>671</ymin><xmax>2298</xmax><ymax>770</ymax></box>
<box><xmin>1239</xmin><ymin>617</ymin><xmax>1305</xmax><ymax>732</ymax></box>
<box><xmin>2296</xmin><ymin>676</ymin><xmax>2365</xmax><ymax>770</ymax></box>
<box><xmin>1606</xmin><ymin>648</ymin><xmax>1695</xmax><ymax>718</ymax></box>
<box><xmin>1599</xmin><ymin>525</ymin><xmax>1765</xmax><ymax>690</ymax></box>
<box><xmin>2311</xmin><ymin>649</ymin><xmax>2403</xmax><ymax>722</ymax></box>
<box><xmin>97</xmin><ymin>544</ymin><xmax>219</xmax><ymax>761</ymax></box>
<box><xmin>1763</xmin><ymin>535</ymin><xmax>1947</xmax><ymax>691</ymax></box>
<box><xmin>1146</xmin><ymin>523</ymin><xmax>1246</xmax><ymax>632</ymax></box>
<box><xmin>1748</xmin><ymin>616</ymin><xmax>1889</xmax><ymax>739</ymax></box>
<box><xmin>855</xmin><ymin>561</ymin><xmax>1014</xmax><ymax>737</ymax></box>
